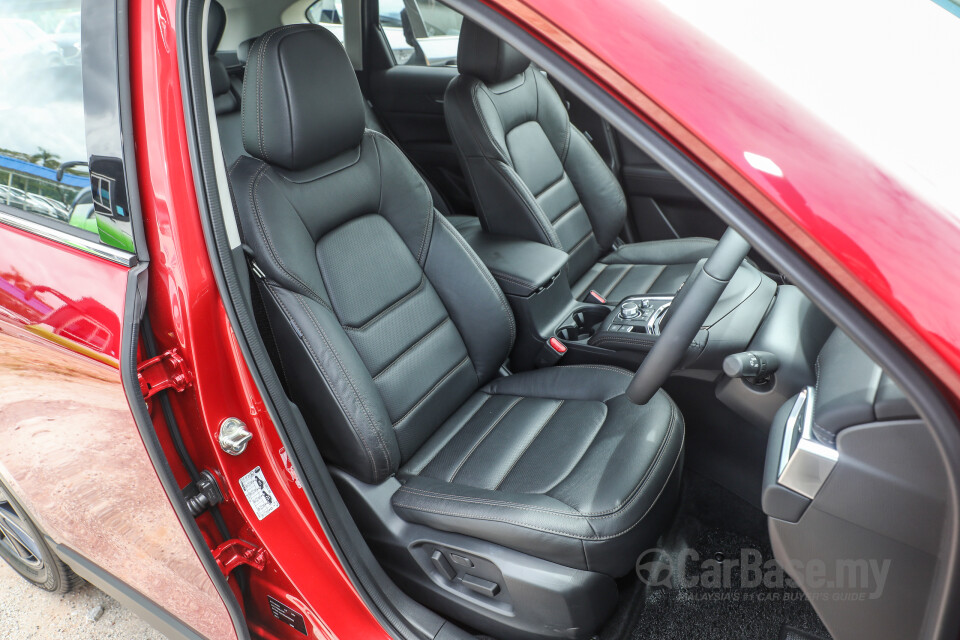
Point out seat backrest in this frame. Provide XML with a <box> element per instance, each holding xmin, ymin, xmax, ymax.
<box><xmin>444</xmin><ymin>20</ymin><xmax>628</xmax><ymax>283</ymax></box>
<box><xmin>228</xmin><ymin>25</ymin><xmax>515</xmax><ymax>484</ymax></box>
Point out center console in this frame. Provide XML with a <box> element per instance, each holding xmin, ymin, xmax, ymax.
<box><xmin>459</xmin><ymin>223</ymin><xmax>777</xmax><ymax>373</ymax></box>
<box><xmin>595</xmin><ymin>295</ymin><xmax>674</xmax><ymax>336</ymax></box>
<box><xmin>557</xmin><ymin>260</ymin><xmax>777</xmax><ymax>371</ymax></box>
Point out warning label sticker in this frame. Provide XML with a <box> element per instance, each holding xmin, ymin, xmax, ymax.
<box><xmin>239</xmin><ymin>466</ymin><xmax>279</xmax><ymax>520</ymax></box>
<box><xmin>267</xmin><ymin>595</ymin><xmax>307</xmax><ymax>635</ymax></box>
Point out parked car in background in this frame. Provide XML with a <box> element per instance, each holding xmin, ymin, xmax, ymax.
<box><xmin>1</xmin><ymin>1</ymin><xmax>959</xmax><ymax>640</ymax></box>
<box><xmin>305</xmin><ymin>0</ymin><xmax>458</xmax><ymax>64</ymax></box>
<box><xmin>66</xmin><ymin>188</ymin><xmax>96</xmax><ymax>234</ymax></box>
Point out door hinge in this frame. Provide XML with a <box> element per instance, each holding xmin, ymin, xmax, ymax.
<box><xmin>137</xmin><ymin>349</ymin><xmax>192</xmax><ymax>400</ymax></box>
<box><xmin>212</xmin><ymin>539</ymin><xmax>267</xmax><ymax>576</ymax></box>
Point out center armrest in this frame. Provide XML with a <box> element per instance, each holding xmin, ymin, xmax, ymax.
<box><xmin>460</xmin><ymin>228</ymin><xmax>570</xmax><ymax>297</ymax></box>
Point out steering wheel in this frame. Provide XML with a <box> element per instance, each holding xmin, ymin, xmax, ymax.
<box><xmin>626</xmin><ymin>228</ymin><xmax>752</xmax><ymax>405</ymax></box>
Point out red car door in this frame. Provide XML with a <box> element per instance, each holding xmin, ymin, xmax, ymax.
<box><xmin>0</xmin><ymin>2</ymin><xmax>237</xmax><ymax>638</ymax></box>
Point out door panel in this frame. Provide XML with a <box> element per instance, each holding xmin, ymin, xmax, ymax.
<box><xmin>368</xmin><ymin>66</ymin><xmax>474</xmax><ymax>213</ymax></box>
<box><xmin>619</xmin><ymin>141</ymin><xmax>729</xmax><ymax>242</ymax></box>
<box><xmin>0</xmin><ymin>223</ymin><xmax>236</xmax><ymax>640</ymax></box>
<box><xmin>552</xmin><ymin>80</ymin><xmax>727</xmax><ymax>242</ymax></box>
<box><xmin>557</xmin><ymin>85</ymin><xmax>777</xmax><ymax>272</ymax></box>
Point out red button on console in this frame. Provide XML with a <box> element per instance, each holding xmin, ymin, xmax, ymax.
<box><xmin>587</xmin><ymin>290</ymin><xmax>607</xmax><ymax>304</ymax></box>
<box><xmin>548</xmin><ymin>337</ymin><xmax>568</xmax><ymax>354</ymax></box>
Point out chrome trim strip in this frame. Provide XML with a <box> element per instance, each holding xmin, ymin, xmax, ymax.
<box><xmin>0</xmin><ymin>210</ymin><xmax>136</xmax><ymax>267</ymax></box>
<box><xmin>648</xmin><ymin>301</ymin><xmax>672</xmax><ymax>335</ymax></box>
<box><xmin>778</xmin><ymin>388</ymin><xmax>809</xmax><ymax>476</ymax></box>
<box><xmin>778</xmin><ymin>386</ymin><xmax>839</xmax><ymax>499</ymax></box>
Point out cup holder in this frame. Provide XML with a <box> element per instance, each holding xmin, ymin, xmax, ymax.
<box><xmin>556</xmin><ymin>306</ymin><xmax>609</xmax><ymax>343</ymax></box>
<box><xmin>557</xmin><ymin>325</ymin><xmax>590</xmax><ymax>341</ymax></box>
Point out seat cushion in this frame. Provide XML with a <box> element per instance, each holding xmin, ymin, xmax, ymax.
<box><xmin>392</xmin><ymin>365</ymin><xmax>684</xmax><ymax>576</ymax></box>
<box><xmin>572</xmin><ymin>237</ymin><xmax>718</xmax><ymax>302</ymax></box>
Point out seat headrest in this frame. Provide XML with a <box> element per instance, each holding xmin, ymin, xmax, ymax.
<box><xmin>457</xmin><ymin>19</ymin><xmax>529</xmax><ymax>85</ymax></box>
<box><xmin>208</xmin><ymin>0</ymin><xmax>226</xmax><ymax>54</ymax></box>
<box><xmin>236</xmin><ymin>37</ymin><xmax>257</xmax><ymax>65</ymax></box>
<box><xmin>210</xmin><ymin>56</ymin><xmax>238</xmax><ymax>115</ymax></box>
<box><xmin>241</xmin><ymin>25</ymin><xmax>365</xmax><ymax>171</ymax></box>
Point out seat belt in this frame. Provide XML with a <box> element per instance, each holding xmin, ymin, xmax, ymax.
<box><xmin>225</xmin><ymin>178</ymin><xmax>291</xmax><ymax>393</ymax></box>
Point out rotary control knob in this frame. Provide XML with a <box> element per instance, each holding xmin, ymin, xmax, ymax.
<box><xmin>620</xmin><ymin>301</ymin><xmax>641</xmax><ymax>318</ymax></box>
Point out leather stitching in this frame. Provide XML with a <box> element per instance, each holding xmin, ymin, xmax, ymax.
<box><xmin>405</xmin><ymin>394</ymin><xmax>494</xmax><ymax>475</ymax></box>
<box><xmin>269</xmin><ymin>290</ymin><xmax>381</xmax><ymax>481</ymax></box>
<box><xmin>395</xmin><ymin>402</ymin><xmax>683</xmax><ymax>538</ymax></box>
<box><xmin>369</xmin><ymin>130</ymin><xmax>434</xmax><ymax>265</ymax></box>
<box><xmin>295</xmin><ymin>296</ymin><xmax>394</xmax><ymax>473</ymax></box>
<box><xmin>569</xmin><ymin>229</ymin><xmax>596</xmax><ymax>253</ymax></box>
<box><xmin>248</xmin><ymin>163</ymin><xmax>331</xmax><ymax>308</ymax></box>
<box><xmin>551</xmin><ymin>199</ymin><xmax>582</xmax><ymax>226</ymax></box>
<box><xmin>252</xmin><ymin>25</ymin><xmax>303</xmax><ymax>163</ymax></box>
<box><xmin>448</xmin><ymin>396</ymin><xmax>524</xmax><ymax>482</ymax></box>
<box><xmin>489</xmin><ymin>161</ymin><xmax>561</xmax><ymax>248</ymax></box>
<box><xmin>574</xmin><ymin>265</ymin><xmax>606</xmax><ymax>299</ymax></box>
<box><xmin>560</xmin><ymin>364</ymin><xmax>634</xmax><ymax>379</ymax></box>
<box><xmin>602</xmin><ymin>238</ymin><xmax>717</xmax><ymax>265</ymax></box>
<box><xmin>471</xmin><ymin>84</ymin><xmax>509</xmax><ymax>160</ymax></box>
<box><xmin>371</xmin><ymin>317</ymin><xmax>451</xmax><ymax>381</ymax></box>
<box><xmin>493</xmin><ymin>399</ymin><xmax>564</xmax><ymax>489</ymax></box>
<box><xmin>538</xmin><ymin>403</ymin><xmax>608</xmax><ymax>496</ymax></box>
<box><xmin>591</xmin><ymin>336</ymin><xmax>659</xmax><ymax>349</ymax></box>
<box><xmin>486</xmin><ymin>268</ymin><xmax>536</xmax><ymax>291</ymax></box>
<box><xmin>533</xmin><ymin>171</ymin><xmax>567</xmax><ymax>200</ymax></box>
<box><xmin>392</xmin><ymin>356</ymin><xmax>471</xmax><ymax>428</ymax></box>
<box><xmin>341</xmin><ymin>275</ymin><xmax>426</xmax><ymax>332</ymax></box>
<box><xmin>602</xmin><ymin>265</ymin><xmax>632</xmax><ymax>298</ymax></box>
<box><xmin>435</xmin><ymin>214</ymin><xmax>516</xmax><ymax>347</ymax></box>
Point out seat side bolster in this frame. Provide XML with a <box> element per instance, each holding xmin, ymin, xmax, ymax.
<box><xmin>393</xmin><ymin>475</ymin><xmax>593</xmax><ymax>571</ymax></box>
<box><xmin>423</xmin><ymin>214</ymin><xmax>516</xmax><ymax>385</ymax></box>
<box><xmin>263</xmin><ymin>286</ymin><xmax>400</xmax><ymax>483</ymax></box>
<box><xmin>562</xmin><ymin>127</ymin><xmax>628</xmax><ymax>251</ymax></box>
<box><xmin>444</xmin><ymin>76</ymin><xmax>561</xmax><ymax>248</ymax></box>
<box><xmin>228</xmin><ymin>156</ymin><xmax>333</xmax><ymax>305</ymax></box>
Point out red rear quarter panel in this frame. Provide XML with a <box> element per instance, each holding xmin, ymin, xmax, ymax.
<box><xmin>0</xmin><ymin>225</ymin><xmax>237</xmax><ymax>639</ymax></box>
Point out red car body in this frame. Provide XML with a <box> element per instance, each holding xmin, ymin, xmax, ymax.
<box><xmin>0</xmin><ymin>0</ymin><xmax>957</xmax><ymax>638</ymax></box>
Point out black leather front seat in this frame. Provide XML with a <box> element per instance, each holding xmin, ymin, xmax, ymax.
<box><xmin>228</xmin><ymin>22</ymin><xmax>683</xmax><ymax>622</ymax></box>
<box><xmin>445</xmin><ymin>20</ymin><xmax>719</xmax><ymax>303</ymax></box>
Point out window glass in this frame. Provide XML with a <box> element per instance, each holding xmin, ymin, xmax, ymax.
<box><xmin>0</xmin><ymin>2</ymin><xmax>90</xmax><ymax>233</ymax></box>
<box><xmin>305</xmin><ymin>0</ymin><xmax>462</xmax><ymax>66</ymax></box>
<box><xmin>305</xmin><ymin>0</ymin><xmax>347</xmax><ymax>43</ymax></box>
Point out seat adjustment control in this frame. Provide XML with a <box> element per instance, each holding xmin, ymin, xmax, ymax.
<box><xmin>431</xmin><ymin>550</ymin><xmax>457</xmax><ymax>581</ymax></box>
<box><xmin>449</xmin><ymin>553</ymin><xmax>473</xmax><ymax>568</ymax></box>
<box><xmin>461</xmin><ymin>574</ymin><xmax>500</xmax><ymax>598</ymax></box>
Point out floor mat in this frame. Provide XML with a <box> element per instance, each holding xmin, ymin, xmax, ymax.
<box><xmin>605</xmin><ymin>472</ymin><xmax>831</xmax><ymax>640</ymax></box>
